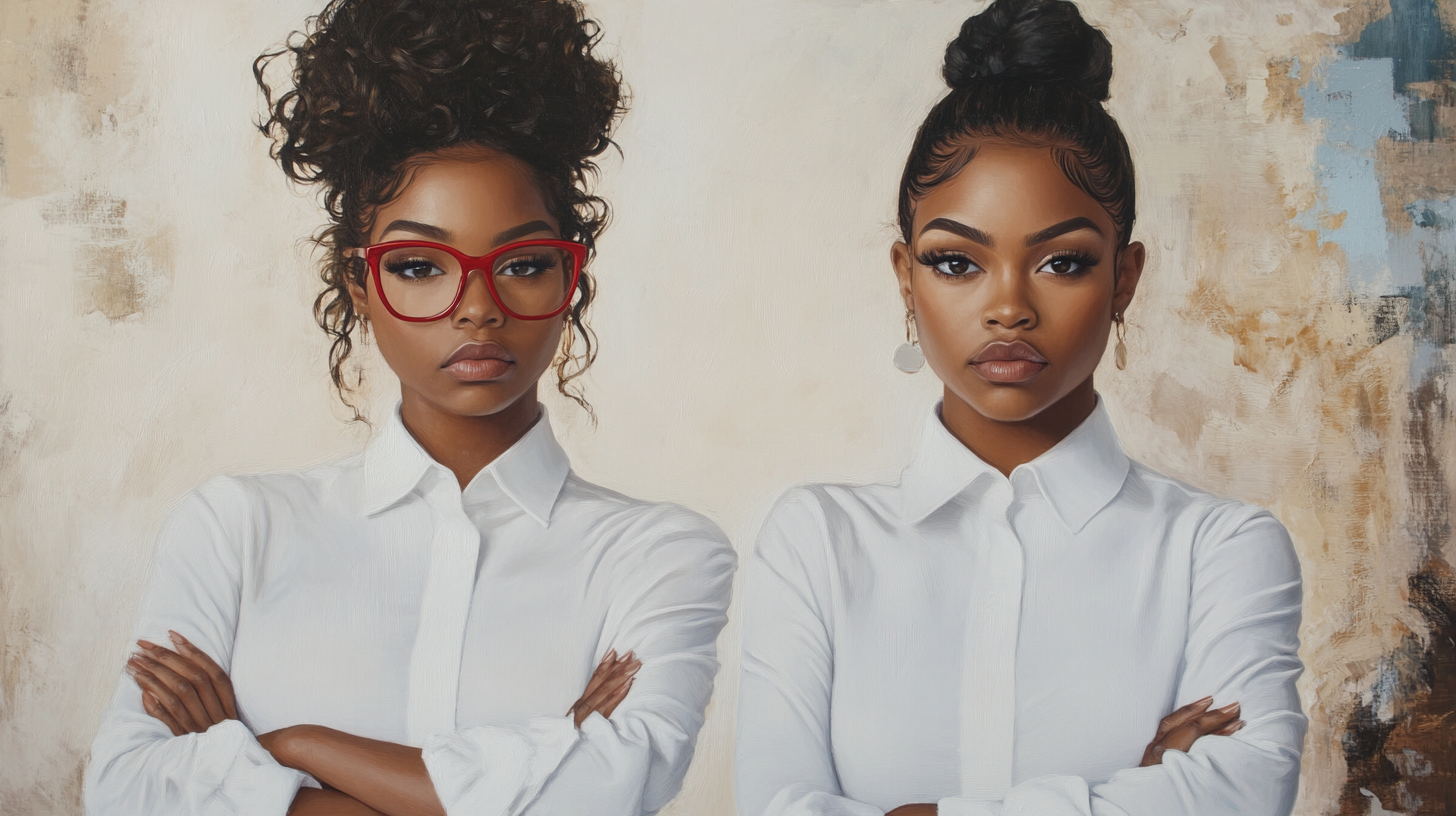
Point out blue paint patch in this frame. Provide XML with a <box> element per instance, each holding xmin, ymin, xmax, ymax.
<box><xmin>1298</xmin><ymin>54</ymin><xmax>1410</xmax><ymax>291</ymax></box>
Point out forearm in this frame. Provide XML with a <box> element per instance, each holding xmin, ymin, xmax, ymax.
<box><xmin>268</xmin><ymin>726</ymin><xmax>444</xmax><ymax>816</ymax></box>
<box><xmin>289</xmin><ymin>789</ymin><xmax>388</xmax><ymax>816</ymax></box>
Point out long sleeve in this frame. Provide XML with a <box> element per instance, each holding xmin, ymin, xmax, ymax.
<box><xmin>422</xmin><ymin>510</ymin><xmax>737</xmax><ymax>816</ymax></box>
<box><xmin>84</xmin><ymin>479</ymin><xmax>307</xmax><ymax>816</ymax></box>
<box><xmin>937</xmin><ymin>507</ymin><xmax>1306</xmax><ymax>816</ymax></box>
<box><xmin>737</xmin><ymin>493</ymin><xmax>882</xmax><ymax>816</ymax></box>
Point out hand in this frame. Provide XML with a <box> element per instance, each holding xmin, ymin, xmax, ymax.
<box><xmin>1140</xmin><ymin>696</ymin><xmax>1243</xmax><ymax>766</ymax></box>
<box><xmin>886</xmin><ymin>805</ymin><xmax>937</xmax><ymax>816</ymax></box>
<box><xmin>567</xmin><ymin>649</ymin><xmax>640</xmax><ymax>727</ymax></box>
<box><xmin>126</xmin><ymin>630</ymin><xmax>239</xmax><ymax>736</ymax></box>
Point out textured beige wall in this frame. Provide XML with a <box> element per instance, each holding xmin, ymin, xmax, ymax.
<box><xmin>3</xmin><ymin>0</ymin><xmax>1453</xmax><ymax>814</ymax></box>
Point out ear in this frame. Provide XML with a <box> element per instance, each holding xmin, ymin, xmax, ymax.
<box><xmin>1111</xmin><ymin>241</ymin><xmax>1145</xmax><ymax>318</ymax></box>
<box><xmin>347</xmin><ymin>276</ymin><xmax>371</xmax><ymax>322</ymax></box>
<box><xmin>891</xmin><ymin>241</ymin><xmax>915</xmax><ymax>313</ymax></box>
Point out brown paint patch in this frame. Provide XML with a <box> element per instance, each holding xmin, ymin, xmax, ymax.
<box><xmin>1209</xmin><ymin>37</ymin><xmax>1250</xmax><ymax>100</ymax></box>
<box><xmin>1150</xmin><ymin>376</ymin><xmax>1213</xmax><ymax>446</ymax></box>
<box><xmin>1265</xmin><ymin>57</ymin><xmax>1308</xmax><ymax>122</ymax></box>
<box><xmin>1336</xmin><ymin>0</ymin><xmax>1396</xmax><ymax>42</ymax></box>
<box><xmin>1374</xmin><ymin>137</ymin><xmax>1456</xmax><ymax>234</ymax></box>
<box><xmin>41</xmin><ymin>191</ymin><xmax>151</xmax><ymax>319</ymax></box>
<box><xmin>0</xmin><ymin>0</ymin><xmax>134</xmax><ymax>197</ymax></box>
<box><xmin>1339</xmin><ymin>378</ymin><xmax>1456</xmax><ymax>814</ymax></box>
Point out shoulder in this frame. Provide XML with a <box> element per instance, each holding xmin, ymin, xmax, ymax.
<box><xmin>558</xmin><ymin>473</ymin><xmax>735</xmax><ymax>568</ymax></box>
<box><xmin>1124</xmin><ymin>460</ymin><xmax>1297</xmax><ymax>569</ymax></box>
<box><xmin>752</xmin><ymin>480</ymin><xmax>898</xmax><ymax>563</ymax></box>
<box><xmin>167</xmin><ymin>455</ymin><xmax>362</xmax><ymax>543</ymax></box>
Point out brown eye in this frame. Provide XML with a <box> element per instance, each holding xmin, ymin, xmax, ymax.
<box><xmin>1038</xmin><ymin>253</ymin><xmax>1098</xmax><ymax>277</ymax></box>
<box><xmin>919</xmin><ymin>253</ymin><xmax>981</xmax><ymax>278</ymax></box>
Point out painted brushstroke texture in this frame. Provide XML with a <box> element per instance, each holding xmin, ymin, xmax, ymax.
<box><xmin>1</xmin><ymin>1</ymin><xmax>1454</xmax><ymax>815</ymax></box>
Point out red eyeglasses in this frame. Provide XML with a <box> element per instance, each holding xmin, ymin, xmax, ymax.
<box><xmin>348</xmin><ymin>239</ymin><xmax>587</xmax><ymax>322</ymax></box>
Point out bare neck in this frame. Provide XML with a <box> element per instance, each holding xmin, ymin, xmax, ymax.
<box><xmin>939</xmin><ymin>378</ymin><xmax>1097</xmax><ymax>478</ymax></box>
<box><xmin>399</xmin><ymin>387</ymin><xmax>542</xmax><ymax>490</ymax></box>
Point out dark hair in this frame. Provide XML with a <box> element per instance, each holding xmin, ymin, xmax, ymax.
<box><xmin>254</xmin><ymin>0</ymin><xmax>625</xmax><ymax>418</ymax></box>
<box><xmin>897</xmin><ymin>0</ymin><xmax>1135</xmax><ymax>247</ymax></box>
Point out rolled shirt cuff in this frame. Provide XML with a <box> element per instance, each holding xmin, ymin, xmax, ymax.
<box><xmin>422</xmin><ymin>714</ymin><xmax>581</xmax><ymax>816</ymax></box>
<box><xmin>197</xmin><ymin>719</ymin><xmax>308</xmax><ymax>814</ymax></box>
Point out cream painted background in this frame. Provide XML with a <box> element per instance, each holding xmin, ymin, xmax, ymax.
<box><xmin>2</xmin><ymin>0</ymin><xmax>1451</xmax><ymax>814</ymax></box>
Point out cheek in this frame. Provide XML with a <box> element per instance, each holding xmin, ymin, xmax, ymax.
<box><xmin>1041</xmin><ymin>285</ymin><xmax>1113</xmax><ymax>363</ymax></box>
<box><xmin>915</xmin><ymin>286</ymin><xmax>980</xmax><ymax>358</ymax></box>
<box><xmin>369</xmin><ymin>318</ymin><xmax>445</xmax><ymax>377</ymax></box>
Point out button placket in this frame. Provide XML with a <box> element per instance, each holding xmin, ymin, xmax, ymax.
<box><xmin>405</xmin><ymin>476</ymin><xmax>484</xmax><ymax>745</ymax></box>
<box><xmin>957</xmin><ymin>483</ymin><xmax>1025</xmax><ymax>800</ymax></box>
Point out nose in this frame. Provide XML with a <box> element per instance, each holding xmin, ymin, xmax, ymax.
<box><xmin>982</xmin><ymin>269</ymin><xmax>1037</xmax><ymax>330</ymax></box>
<box><xmin>452</xmin><ymin>267</ymin><xmax>505</xmax><ymax>328</ymax></box>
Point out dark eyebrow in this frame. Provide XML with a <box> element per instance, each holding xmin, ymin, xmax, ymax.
<box><xmin>377</xmin><ymin>219</ymin><xmax>555</xmax><ymax>247</ymax></box>
<box><xmin>919</xmin><ymin>217</ymin><xmax>994</xmax><ymax>247</ymax></box>
<box><xmin>380</xmin><ymin>220</ymin><xmax>452</xmax><ymax>242</ymax></box>
<box><xmin>1025</xmin><ymin>217</ymin><xmax>1103</xmax><ymax>246</ymax></box>
<box><xmin>491</xmin><ymin>220</ymin><xmax>556</xmax><ymax>247</ymax></box>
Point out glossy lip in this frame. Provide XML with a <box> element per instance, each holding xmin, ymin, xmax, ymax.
<box><xmin>969</xmin><ymin>340</ymin><xmax>1049</xmax><ymax>384</ymax></box>
<box><xmin>442</xmin><ymin>341</ymin><xmax>515</xmax><ymax>382</ymax></box>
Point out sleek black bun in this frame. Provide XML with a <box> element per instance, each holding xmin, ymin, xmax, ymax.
<box><xmin>897</xmin><ymin>0</ymin><xmax>1135</xmax><ymax>247</ymax></box>
<box><xmin>943</xmin><ymin>0</ymin><xmax>1114</xmax><ymax>101</ymax></box>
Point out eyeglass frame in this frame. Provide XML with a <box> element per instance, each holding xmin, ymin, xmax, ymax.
<box><xmin>346</xmin><ymin>238</ymin><xmax>588</xmax><ymax>323</ymax></box>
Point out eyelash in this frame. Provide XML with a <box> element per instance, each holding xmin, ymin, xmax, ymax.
<box><xmin>1040</xmin><ymin>250</ymin><xmax>1100</xmax><ymax>277</ymax></box>
<box><xmin>915</xmin><ymin>249</ymin><xmax>1102</xmax><ymax>279</ymax></box>
<box><xmin>917</xmin><ymin>251</ymin><xmax>979</xmax><ymax>279</ymax></box>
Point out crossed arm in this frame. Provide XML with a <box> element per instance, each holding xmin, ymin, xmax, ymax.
<box><xmin>879</xmin><ymin>702</ymin><xmax>1244</xmax><ymax>816</ymax></box>
<box><xmin>128</xmin><ymin>632</ymin><xmax>641</xmax><ymax>816</ymax></box>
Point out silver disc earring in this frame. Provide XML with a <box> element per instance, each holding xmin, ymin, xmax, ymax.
<box><xmin>894</xmin><ymin>311</ymin><xmax>925</xmax><ymax>373</ymax></box>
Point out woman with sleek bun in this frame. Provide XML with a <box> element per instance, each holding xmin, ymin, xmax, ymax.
<box><xmin>84</xmin><ymin>2</ymin><xmax>734</xmax><ymax>814</ymax></box>
<box><xmin>736</xmin><ymin>2</ymin><xmax>1304</xmax><ymax>815</ymax></box>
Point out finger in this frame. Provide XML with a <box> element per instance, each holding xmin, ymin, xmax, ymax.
<box><xmin>1213</xmin><ymin>720</ymin><xmax>1245</xmax><ymax>736</ymax></box>
<box><xmin>1191</xmin><ymin>703</ymin><xmax>1241</xmax><ymax>734</ymax></box>
<box><xmin>141</xmin><ymin>689</ymin><xmax>186</xmax><ymax>737</ymax></box>
<box><xmin>129</xmin><ymin>661</ymin><xmax>204</xmax><ymax>733</ymax></box>
<box><xmin>1162</xmin><ymin>706</ymin><xmax>1241</xmax><ymax>753</ymax></box>
<box><xmin>579</xmin><ymin>659</ymin><xmax>641</xmax><ymax>715</ymax></box>
<box><xmin>595</xmin><ymin>677</ymin><xmax>635</xmax><ymax>720</ymax></box>
<box><xmin>169</xmin><ymin>632</ymin><xmax>238</xmax><ymax>720</ymax></box>
<box><xmin>1154</xmin><ymin>696</ymin><xmax>1214</xmax><ymax>740</ymax></box>
<box><xmin>140</xmin><ymin>640</ymin><xmax>228</xmax><ymax>725</ymax></box>
<box><xmin>578</xmin><ymin>651</ymin><xmax>628</xmax><ymax>700</ymax></box>
<box><xmin>131</xmin><ymin>652</ymin><xmax>214</xmax><ymax>729</ymax></box>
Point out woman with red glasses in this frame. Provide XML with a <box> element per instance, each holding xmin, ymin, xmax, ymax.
<box><xmin>736</xmin><ymin>1</ymin><xmax>1304</xmax><ymax>815</ymax></box>
<box><xmin>83</xmin><ymin>2</ymin><xmax>733</xmax><ymax>815</ymax></box>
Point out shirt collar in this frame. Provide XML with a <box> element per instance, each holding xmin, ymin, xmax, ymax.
<box><xmin>899</xmin><ymin>396</ymin><xmax>1130</xmax><ymax>533</ymax></box>
<box><xmin>361</xmin><ymin>402</ymin><xmax>571</xmax><ymax>527</ymax></box>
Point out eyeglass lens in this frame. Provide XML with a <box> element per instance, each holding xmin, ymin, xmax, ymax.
<box><xmin>377</xmin><ymin>244</ymin><xmax>576</xmax><ymax>318</ymax></box>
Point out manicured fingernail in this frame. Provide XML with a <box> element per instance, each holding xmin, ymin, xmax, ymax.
<box><xmin>169</xmin><ymin>631</ymin><xmax>184</xmax><ymax>645</ymax></box>
<box><xmin>1218</xmin><ymin>702</ymin><xmax>1240</xmax><ymax>713</ymax></box>
<box><xmin>136</xmin><ymin>640</ymin><xmax>156</xmax><ymax>650</ymax></box>
<box><xmin>1235</xmin><ymin>720</ymin><xmax>1246</xmax><ymax>731</ymax></box>
<box><xmin>1195</xmin><ymin>696</ymin><xmax>1213</xmax><ymax>706</ymax></box>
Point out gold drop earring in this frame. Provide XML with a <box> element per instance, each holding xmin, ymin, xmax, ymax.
<box><xmin>1114</xmin><ymin>312</ymin><xmax>1128</xmax><ymax>370</ymax></box>
<box><xmin>894</xmin><ymin>310</ymin><xmax>925</xmax><ymax>373</ymax></box>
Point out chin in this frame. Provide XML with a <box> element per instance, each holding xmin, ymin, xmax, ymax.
<box><xmin>429</xmin><ymin>381</ymin><xmax>531</xmax><ymax>418</ymax></box>
<box><xmin>955</xmin><ymin>383</ymin><xmax>1058</xmax><ymax>424</ymax></box>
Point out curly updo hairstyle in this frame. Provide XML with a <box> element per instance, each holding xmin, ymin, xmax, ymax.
<box><xmin>899</xmin><ymin>0</ymin><xmax>1135</xmax><ymax>248</ymax></box>
<box><xmin>255</xmin><ymin>0</ymin><xmax>625</xmax><ymax>418</ymax></box>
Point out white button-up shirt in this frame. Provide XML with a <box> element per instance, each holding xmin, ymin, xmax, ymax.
<box><xmin>85</xmin><ymin>406</ymin><xmax>736</xmax><ymax>816</ymax></box>
<box><xmin>736</xmin><ymin>401</ymin><xmax>1305</xmax><ymax>816</ymax></box>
